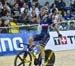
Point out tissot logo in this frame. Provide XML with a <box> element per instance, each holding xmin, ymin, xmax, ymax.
<box><xmin>53</xmin><ymin>36</ymin><xmax>75</xmax><ymax>45</ymax></box>
<box><xmin>60</xmin><ymin>36</ymin><xmax>67</xmax><ymax>44</ymax></box>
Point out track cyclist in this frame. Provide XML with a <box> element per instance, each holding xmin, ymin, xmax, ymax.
<box><xmin>29</xmin><ymin>6</ymin><xmax>62</xmax><ymax>66</ymax></box>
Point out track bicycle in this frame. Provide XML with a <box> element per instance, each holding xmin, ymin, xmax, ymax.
<box><xmin>14</xmin><ymin>43</ymin><xmax>55</xmax><ymax>66</ymax></box>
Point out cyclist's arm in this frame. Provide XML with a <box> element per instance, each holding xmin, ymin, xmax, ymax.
<box><xmin>51</xmin><ymin>23</ymin><xmax>61</xmax><ymax>35</ymax></box>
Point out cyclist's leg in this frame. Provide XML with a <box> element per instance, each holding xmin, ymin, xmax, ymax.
<box><xmin>29</xmin><ymin>36</ymin><xmax>34</xmax><ymax>47</ymax></box>
<box><xmin>40</xmin><ymin>45</ymin><xmax>45</xmax><ymax>66</ymax></box>
<box><xmin>40</xmin><ymin>34</ymin><xmax>50</xmax><ymax>66</ymax></box>
<box><xmin>29</xmin><ymin>34</ymin><xmax>42</xmax><ymax>47</ymax></box>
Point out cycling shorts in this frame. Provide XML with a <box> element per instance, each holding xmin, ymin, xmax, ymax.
<box><xmin>33</xmin><ymin>33</ymin><xmax>50</xmax><ymax>46</ymax></box>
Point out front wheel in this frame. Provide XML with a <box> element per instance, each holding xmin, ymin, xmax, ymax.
<box><xmin>14</xmin><ymin>50</ymin><xmax>32</xmax><ymax>66</ymax></box>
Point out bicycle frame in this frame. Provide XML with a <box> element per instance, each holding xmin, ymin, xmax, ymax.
<box><xmin>29</xmin><ymin>51</ymin><xmax>36</xmax><ymax>59</ymax></box>
<box><xmin>26</xmin><ymin>48</ymin><xmax>54</xmax><ymax>66</ymax></box>
<box><xmin>19</xmin><ymin>43</ymin><xmax>38</xmax><ymax>62</ymax></box>
<box><xmin>19</xmin><ymin>43</ymin><xmax>54</xmax><ymax>66</ymax></box>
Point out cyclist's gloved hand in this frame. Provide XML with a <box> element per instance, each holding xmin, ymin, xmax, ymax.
<box><xmin>58</xmin><ymin>34</ymin><xmax>62</xmax><ymax>38</ymax></box>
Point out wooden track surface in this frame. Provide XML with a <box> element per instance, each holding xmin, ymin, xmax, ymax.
<box><xmin>0</xmin><ymin>50</ymin><xmax>75</xmax><ymax>66</ymax></box>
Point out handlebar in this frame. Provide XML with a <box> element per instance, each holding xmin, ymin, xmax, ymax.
<box><xmin>19</xmin><ymin>43</ymin><xmax>40</xmax><ymax>48</ymax></box>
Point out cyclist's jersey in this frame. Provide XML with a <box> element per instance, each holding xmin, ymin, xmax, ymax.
<box><xmin>33</xmin><ymin>16</ymin><xmax>53</xmax><ymax>46</ymax></box>
<box><xmin>40</xmin><ymin>16</ymin><xmax>53</xmax><ymax>35</ymax></box>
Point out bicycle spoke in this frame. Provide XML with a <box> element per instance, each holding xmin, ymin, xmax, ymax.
<box><xmin>14</xmin><ymin>50</ymin><xmax>32</xmax><ymax>66</ymax></box>
<box><xmin>18</xmin><ymin>55</ymin><xmax>23</xmax><ymax>61</ymax></box>
<box><xmin>18</xmin><ymin>61</ymin><xmax>25</xmax><ymax>66</ymax></box>
<box><xmin>18</xmin><ymin>62</ymin><xmax>23</xmax><ymax>66</ymax></box>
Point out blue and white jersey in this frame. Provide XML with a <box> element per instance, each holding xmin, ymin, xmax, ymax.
<box><xmin>40</xmin><ymin>17</ymin><xmax>53</xmax><ymax>34</ymax></box>
<box><xmin>33</xmin><ymin>16</ymin><xmax>53</xmax><ymax>45</ymax></box>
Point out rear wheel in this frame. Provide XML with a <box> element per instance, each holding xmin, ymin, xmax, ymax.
<box><xmin>37</xmin><ymin>49</ymin><xmax>55</xmax><ymax>66</ymax></box>
<box><xmin>14</xmin><ymin>50</ymin><xmax>32</xmax><ymax>66</ymax></box>
<box><xmin>45</xmin><ymin>49</ymin><xmax>55</xmax><ymax>66</ymax></box>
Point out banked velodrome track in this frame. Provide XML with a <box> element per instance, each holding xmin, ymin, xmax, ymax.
<box><xmin>0</xmin><ymin>50</ymin><xmax>75</xmax><ymax>66</ymax></box>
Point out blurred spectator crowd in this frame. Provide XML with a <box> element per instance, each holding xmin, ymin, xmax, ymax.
<box><xmin>0</xmin><ymin>0</ymin><xmax>75</xmax><ymax>33</ymax></box>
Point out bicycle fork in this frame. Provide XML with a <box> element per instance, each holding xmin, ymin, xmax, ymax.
<box><xmin>23</xmin><ymin>51</ymin><xmax>32</xmax><ymax>63</ymax></box>
<box><xmin>30</xmin><ymin>51</ymin><xmax>36</xmax><ymax>59</ymax></box>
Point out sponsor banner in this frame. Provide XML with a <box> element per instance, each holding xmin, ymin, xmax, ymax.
<box><xmin>0</xmin><ymin>30</ymin><xmax>39</xmax><ymax>56</ymax></box>
<box><xmin>0</xmin><ymin>30</ymin><xmax>75</xmax><ymax>56</ymax></box>
<box><xmin>46</xmin><ymin>30</ymin><xmax>75</xmax><ymax>51</ymax></box>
